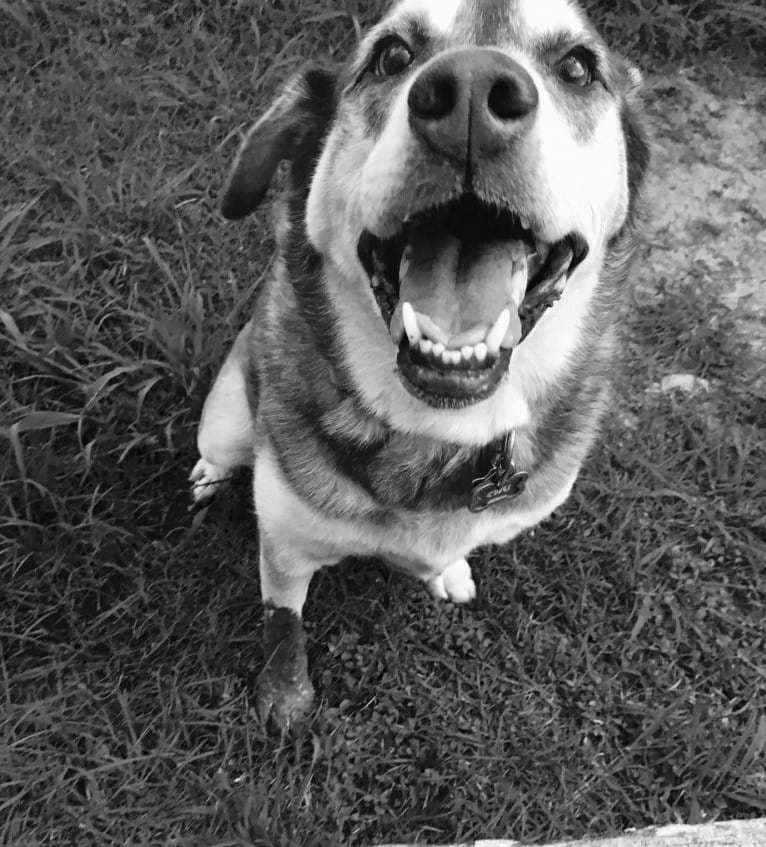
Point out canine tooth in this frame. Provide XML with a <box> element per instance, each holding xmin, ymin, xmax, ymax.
<box><xmin>461</xmin><ymin>345</ymin><xmax>474</xmax><ymax>361</ymax></box>
<box><xmin>390</xmin><ymin>308</ymin><xmax>405</xmax><ymax>345</ymax></box>
<box><xmin>485</xmin><ymin>309</ymin><xmax>511</xmax><ymax>355</ymax></box>
<box><xmin>371</xmin><ymin>274</ymin><xmax>381</xmax><ymax>289</ymax></box>
<box><xmin>420</xmin><ymin>338</ymin><xmax>433</xmax><ymax>356</ymax></box>
<box><xmin>520</xmin><ymin>216</ymin><xmax>531</xmax><ymax>231</ymax></box>
<box><xmin>475</xmin><ymin>343</ymin><xmax>488</xmax><ymax>364</ymax></box>
<box><xmin>399</xmin><ymin>248</ymin><xmax>411</xmax><ymax>281</ymax></box>
<box><xmin>510</xmin><ymin>253</ymin><xmax>528</xmax><ymax>305</ymax></box>
<box><xmin>402</xmin><ymin>302</ymin><xmax>421</xmax><ymax>345</ymax></box>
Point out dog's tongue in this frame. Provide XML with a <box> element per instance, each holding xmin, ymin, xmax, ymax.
<box><xmin>391</xmin><ymin>227</ymin><xmax>527</xmax><ymax>348</ymax></box>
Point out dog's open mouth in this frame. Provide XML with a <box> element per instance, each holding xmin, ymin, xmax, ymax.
<box><xmin>358</xmin><ymin>196</ymin><xmax>588</xmax><ymax>408</ymax></box>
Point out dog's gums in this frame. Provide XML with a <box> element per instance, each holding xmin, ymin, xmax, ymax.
<box><xmin>357</xmin><ymin>195</ymin><xmax>588</xmax><ymax>406</ymax></box>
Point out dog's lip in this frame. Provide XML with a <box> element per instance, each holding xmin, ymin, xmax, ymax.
<box><xmin>397</xmin><ymin>342</ymin><xmax>514</xmax><ymax>409</ymax></box>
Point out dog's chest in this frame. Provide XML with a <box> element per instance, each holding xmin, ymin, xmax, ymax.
<box><xmin>361</xmin><ymin>441</ymin><xmax>574</xmax><ymax>567</ymax></box>
<box><xmin>319</xmin><ymin>416</ymin><xmax>522</xmax><ymax>514</ymax></box>
<box><xmin>257</xmin><ymin>438</ymin><xmax>576</xmax><ymax>572</ymax></box>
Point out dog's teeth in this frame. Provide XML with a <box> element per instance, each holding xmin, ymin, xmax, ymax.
<box><xmin>520</xmin><ymin>216</ymin><xmax>531</xmax><ymax>231</ymax></box>
<box><xmin>402</xmin><ymin>302</ymin><xmax>421</xmax><ymax>345</ymax></box>
<box><xmin>461</xmin><ymin>345</ymin><xmax>474</xmax><ymax>362</ymax></box>
<box><xmin>510</xmin><ymin>253</ymin><xmax>528</xmax><ymax>305</ymax></box>
<box><xmin>416</xmin><ymin>313</ymin><xmax>450</xmax><ymax>346</ymax></box>
<box><xmin>371</xmin><ymin>274</ymin><xmax>381</xmax><ymax>289</ymax></box>
<box><xmin>399</xmin><ymin>248</ymin><xmax>411</xmax><ymax>281</ymax></box>
<box><xmin>475</xmin><ymin>342</ymin><xmax>488</xmax><ymax>364</ymax></box>
<box><xmin>420</xmin><ymin>338</ymin><xmax>433</xmax><ymax>356</ymax></box>
<box><xmin>485</xmin><ymin>309</ymin><xmax>511</xmax><ymax>356</ymax></box>
<box><xmin>432</xmin><ymin>342</ymin><xmax>445</xmax><ymax>359</ymax></box>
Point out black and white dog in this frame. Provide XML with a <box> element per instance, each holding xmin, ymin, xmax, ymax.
<box><xmin>190</xmin><ymin>0</ymin><xmax>649</xmax><ymax>728</ymax></box>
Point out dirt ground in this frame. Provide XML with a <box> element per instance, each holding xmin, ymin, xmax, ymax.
<box><xmin>640</xmin><ymin>70</ymin><xmax>766</xmax><ymax>367</ymax></box>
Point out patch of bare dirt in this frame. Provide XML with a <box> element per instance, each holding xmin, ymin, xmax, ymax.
<box><xmin>638</xmin><ymin>70</ymin><xmax>766</xmax><ymax>366</ymax></box>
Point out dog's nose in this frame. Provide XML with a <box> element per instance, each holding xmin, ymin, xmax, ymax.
<box><xmin>408</xmin><ymin>48</ymin><xmax>538</xmax><ymax>164</ymax></box>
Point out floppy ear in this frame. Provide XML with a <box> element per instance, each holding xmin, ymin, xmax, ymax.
<box><xmin>221</xmin><ymin>65</ymin><xmax>338</xmax><ymax>220</ymax></box>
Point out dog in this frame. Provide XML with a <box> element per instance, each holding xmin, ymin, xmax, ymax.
<box><xmin>190</xmin><ymin>0</ymin><xmax>649</xmax><ymax>729</ymax></box>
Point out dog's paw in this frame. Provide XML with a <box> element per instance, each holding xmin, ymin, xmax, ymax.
<box><xmin>189</xmin><ymin>457</ymin><xmax>230</xmax><ymax>503</ymax></box>
<box><xmin>256</xmin><ymin>669</ymin><xmax>315</xmax><ymax>733</ymax></box>
<box><xmin>428</xmin><ymin>558</ymin><xmax>477</xmax><ymax>604</ymax></box>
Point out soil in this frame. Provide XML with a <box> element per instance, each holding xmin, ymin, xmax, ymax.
<box><xmin>639</xmin><ymin>69</ymin><xmax>766</xmax><ymax>366</ymax></box>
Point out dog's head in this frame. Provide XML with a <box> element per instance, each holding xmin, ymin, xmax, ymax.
<box><xmin>223</xmin><ymin>0</ymin><xmax>649</xmax><ymax>444</ymax></box>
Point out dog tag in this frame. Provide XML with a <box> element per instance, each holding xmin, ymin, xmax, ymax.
<box><xmin>469</xmin><ymin>466</ymin><xmax>528</xmax><ymax>512</ymax></box>
<box><xmin>469</xmin><ymin>432</ymin><xmax>527</xmax><ymax>513</ymax></box>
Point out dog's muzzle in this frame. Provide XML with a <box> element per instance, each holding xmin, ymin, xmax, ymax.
<box><xmin>357</xmin><ymin>49</ymin><xmax>589</xmax><ymax>409</ymax></box>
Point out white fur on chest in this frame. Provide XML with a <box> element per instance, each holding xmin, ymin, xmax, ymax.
<box><xmin>254</xmin><ymin>445</ymin><xmax>575</xmax><ymax>577</ymax></box>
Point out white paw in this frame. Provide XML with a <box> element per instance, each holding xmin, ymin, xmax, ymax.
<box><xmin>427</xmin><ymin>558</ymin><xmax>476</xmax><ymax>604</ymax></box>
<box><xmin>189</xmin><ymin>457</ymin><xmax>230</xmax><ymax>503</ymax></box>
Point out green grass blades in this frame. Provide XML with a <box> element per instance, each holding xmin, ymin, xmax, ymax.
<box><xmin>1</xmin><ymin>1</ymin><xmax>764</xmax><ymax>845</ymax></box>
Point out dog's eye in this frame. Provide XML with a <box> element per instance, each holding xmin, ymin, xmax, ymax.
<box><xmin>373</xmin><ymin>38</ymin><xmax>414</xmax><ymax>77</ymax></box>
<box><xmin>556</xmin><ymin>49</ymin><xmax>595</xmax><ymax>87</ymax></box>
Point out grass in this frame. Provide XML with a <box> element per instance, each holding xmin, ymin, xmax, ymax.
<box><xmin>584</xmin><ymin>0</ymin><xmax>765</xmax><ymax>66</ymax></box>
<box><xmin>1</xmin><ymin>0</ymin><xmax>765</xmax><ymax>844</ymax></box>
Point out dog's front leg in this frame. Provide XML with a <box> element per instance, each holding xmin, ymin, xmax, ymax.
<box><xmin>256</xmin><ymin>534</ymin><xmax>323</xmax><ymax>731</ymax></box>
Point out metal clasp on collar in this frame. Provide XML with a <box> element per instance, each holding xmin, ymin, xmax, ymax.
<box><xmin>469</xmin><ymin>430</ymin><xmax>528</xmax><ymax>513</ymax></box>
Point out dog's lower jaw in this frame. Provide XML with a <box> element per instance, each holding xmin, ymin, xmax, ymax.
<box><xmin>397</xmin><ymin>344</ymin><xmax>514</xmax><ymax>409</ymax></box>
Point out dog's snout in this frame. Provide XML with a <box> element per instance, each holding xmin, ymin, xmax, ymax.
<box><xmin>408</xmin><ymin>49</ymin><xmax>538</xmax><ymax>164</ymax></box>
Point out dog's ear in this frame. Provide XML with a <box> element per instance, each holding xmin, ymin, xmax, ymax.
<box><xmin>612</xmin><ymin>53</ymin><xmax>644</xmax><ymax>99</ymax></box>
<box><xmin>622</xmin><ymin>62</ymin><xmax>643</xmax><ymax>100</ymax></box>
<box><xmin>612</xmin><ymin>53</ymin><xmax>650</xmax><ymax>221</ymax></box>
<box><xmin>221</xmin><ymin>65</ymin><xmax>338</xmax><ymax>220</ymax></box>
